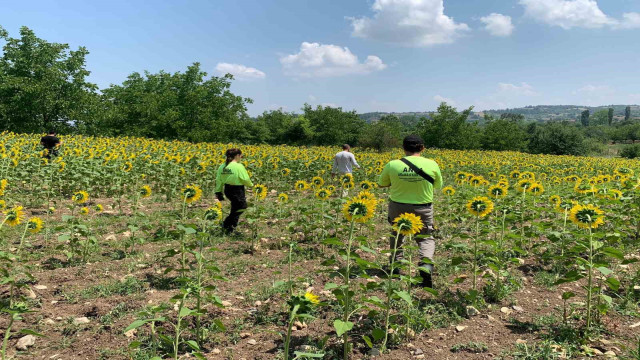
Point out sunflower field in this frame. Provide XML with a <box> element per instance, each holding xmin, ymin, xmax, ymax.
<box><xmin>1</xmin><ymin>131</ymin><xmax>640</xmax><ymax>360</ymax></box>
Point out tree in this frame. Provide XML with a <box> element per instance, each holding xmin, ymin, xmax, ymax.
<box><xmin>499</xmin><ymin>113</ymin><xmax>525</xmax><ymax>122</ymax></box>
<box><xmin>625</xmin><ymin>106</ymin><xmax>631</xmax><ymax>122</ymax></box>
<box><xmin>481</xmin><ymin>116</ymin><xmax>528</xmax><ymax>151</ymax></box>
<box><xmin>580</xmin><ymin>110</ymin><xmax>590</xmax><ymax>127</ymax></box>
<box><xmin>97</xmin><ymin>63</ymin><xmax>251</xmax><ymax>142</ymax></box>
<box><xmin>607</xmin><ymin>107</ymin><xmax>614</xmax><ymax>126</ymax></box>
<box><xmin>527</xmin><ymin>122</ymin><xmax>586</xmax><ymax>155</ymax></box>
<box><xmin>284</xmin><ymin>115</ymin><xmax>315</xmax><ymax>145</ymax></box>
<box><xmin>591</xmin><ymin>109</ymin><xmax>609</xmax><ymax>126</ymax></box>
<box><xmin>302</xmin><ymin>104</ymin><xmax>365</xmax><ymax>146</ymax></box>
<box><xmin>418</xmin><ymin>102</ymin><xmax>481</xmax><ymax>150</ymax></box>
<box><xmin>0</xmin><ymin>25</ymin><xmax>97</xmax><ymax>133</ymax></box>
<box><xmin>358</xmin><ymin>115</ymin><xmax>402</xmax><ymax>152</ymax></box>
<box><xmin>255</xmin><ymin>109</ymin><xmax>297</xmax><ymax>144</ymax></box>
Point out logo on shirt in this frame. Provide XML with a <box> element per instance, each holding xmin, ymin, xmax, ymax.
<box><xmin>399</xmin><ymin>167</ymin><xmax>424</xmax><ymax>183</ymax></box>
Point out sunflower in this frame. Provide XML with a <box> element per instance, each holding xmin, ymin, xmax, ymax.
<box><xmin>454</xmin><ymin>172</ymin><xmax>468</xmax><ymax>181</ymax></box>
<box><xmin>315</xmin><ymin>188</ymin><xmax>331</xmax><ymax>200</ymax></box>
<box><xmin>27</xmin><ymin>217</ymin><xmax>44</xmax><ymax>234</ymax></box>
<box><xmin>0</xmin><ymin>200</ymin><xmax>6</xmax><ymax>210</ymax></box>
<box><xmin>122</xmin><ymin>161</ymin><xmax>133</xmax><ymax>172</ymax></box>
<box><xmin>555</xmin><ymin>200</ymin><xmax>574</xmax><ymax>213</ymax></box>
<box><xmin>470</xmin><ymin>176</ymin><xmax>485</xmax><ymax>187</ymax></box>
<box><xmin>311</xmin><ymin>176</ymin><xmax>324</xmax><ymax>188</ymax></box>
<box><xmin>253</xmin><ymin>184</ymin><xmax>267</xmax><ymax>200</ymax></box>
<box><xmin>342</xmin><ymin>197</ymin><xmax>375</xmax><ymax>223</ymax></box>
<box><xmin>574</xmin><ymin>180</ymin><xmax>596</xmax><ymax>195</ymax></box>
<box><xmin>442</xmin><ymin>186</ymin><xmax>455</xmax><ymax>196</ymax></box>
<box><xmin>281</xmin><ymin>168</ymin><xmax>291</xmax><ymax>176</ymax></box>
<box><xmin>94</xmin><ymin>204</ymin><xmax>104</xmax><ymax>213</ymax></box>
<box><xmin>516</xmin><ymin>179</ymin><xmax>534</xmax><ymax>193</ymax></box>
<box><xmin>569</xmin><ymin>203</ymin><xmax>605</xmax><ymax>229</ymax></box>
<box><xmin>3</xmin><ymin>206</ymin><xmax>24</xmax><ymax>226</ymax></box>
<box><xmin>327</xmin><ymin>185</ymin><xmax>336</xmax><ymax>193</ymax></box>
<box><xmin>278</xmin><ymin>193</ymin><xmax>289</xmax><ymax>202</ymax></box>
<box><xmin>341</xmin><ymin>173</ymin><xmax>354</xmax><ymax>184</ymax></box>
<box><xmin>196</xmin><ymin>162</ymin><xmax>207</xmax><ymax>174</ymax></box>
<box><xmin>140</xmin><ymin>185</ymin><xmax>152</xmax><ymax>198</ymax></box>
<box><xmin>528</xmin><ymin>183</ymin><xmax>544</xmax><ymax>196</ymax></box>
<box><xmin>343</xmin><ymin>181</ymin><xmax>355</xmax><ymax>190</ymax></box>
<box><xmin>549</xmin><ymin>195</ymin><xmax>561</xmax><ymax>206</ymax></box>
<box><xmin>360</xmin><ymin>181</ymin><xmax>375</xmax><ymax>190</ymax></box>
<box><xmin>607</xmin><ymin>189</ymin><xmax>623</xmax><ymax>201</ymax></box>
<box><xmin>72</xmin><ymin>190</ymin><xmax>89</xmax><ymax>204</ymax></box>
<box><xmin>392</xmin><ymin>213</ymin><xmax>424</xmax><ymax>236</ymax></box>
<box><xmin>466</xmin><ymin>196</ymin><xmax>494</xmax><ymax>218</ymax></box>
<box><xmin>488</xmin><ymin>185</ymin><xmax>507</xmax><ymax>198</ymax></box>
<box><xmin>204</xmin><ymin>206</ymin><xmax>223</xmax><ymax>222</ymax></box>
<box><xmin>80</xmin><ymin>207</ymin><xmax>90</xmax><ymax>216</ymax></box>
<box><xmin>509</xmin><ymin>170</ymin><xmax>521</xmax><ymax>179</ymax></box>
<box><xmin>0</xmin><ymin>178</ymin><xmax>8</xmax><ymax>191</ymax></box>
<box><xmin>47</xmin><ymin>206</ymin><xmax>55</xmax><ymax>214</ymax></box>
<box><xmin>181</xmin><ymin>185</ymin><xmax>203</xmax><ymax>203</ymax></box>
<box><xmin>356</xmin><ymin>190</ymin><xmax>376</xmax><ymax>202</ymax></box>
<box><xmin>304</xmin><ymin>291</ymin><xmax>320</xmax><ymax>305</ymax></box>
<box><xmin>295</xmin><ymin>180</ymin><xmax>309</xmax><ymax>191</ymax></box>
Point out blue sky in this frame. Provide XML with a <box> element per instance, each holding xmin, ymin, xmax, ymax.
<box><xmin>1</xmin><ymin>0</ymin><xmax>640</xmax><ymax>116</ymax></box>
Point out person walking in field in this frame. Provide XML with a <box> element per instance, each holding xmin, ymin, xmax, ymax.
<box><xmin>378</xmin><ymin>135</ymin><xmax>443</xmax><ymax>288</ymax></box>
<box><xmin>331</xmin><ymin>144</ymin><xmax>360</xmax><ymax>177</ymax></box>
<box><xmin>40</xmin><ymin>130</ymin><xmax>61</xmax><ymax>159</ymax></box>
<box><xmin>215</xmin><ymin>148</ymin><xmax>253</xmax><ymax>235</ymax></box>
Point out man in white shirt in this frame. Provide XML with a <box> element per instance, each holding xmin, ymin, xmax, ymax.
<box><xmin>332</xmin><ymin>144</ymin><xmax>360</xmax><ymax>176</ymax></box>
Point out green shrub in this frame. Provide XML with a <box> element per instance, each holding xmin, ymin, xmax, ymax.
<box><xmin>620</xmin><ymin>144</ymin><xmax>640</xmax><ymax>159</ymax></box>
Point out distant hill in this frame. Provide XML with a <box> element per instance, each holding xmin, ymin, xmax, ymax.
<box><xmin>359</xmin><ymin>104</ymin><xmax>640</xmax><ymax>123</ymax></box>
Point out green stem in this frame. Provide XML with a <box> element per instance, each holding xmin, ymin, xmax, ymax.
<box><xmin>1</xmin><ymin>314</ymin><xmax>15</xmax><ymax>360</ymax></box>
<box><xmin>343</xmin><ymin>218</ymin><xmax>356</xmax><ymax>360</ymax></box>
<box><xmin>382</xmin><ymin>231</ymin><xmax>402</xmax><ymax>352</ymax></box>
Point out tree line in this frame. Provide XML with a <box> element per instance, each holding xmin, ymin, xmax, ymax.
<box><xmin>1</xmin><ymin>25</ymin><xmax>639</xmax><ymax>158</ymax></box>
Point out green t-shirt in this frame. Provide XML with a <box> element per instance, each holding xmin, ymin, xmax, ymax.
<box><xmin>378</xmin><ymin>156</ymin><xmax>443</xmax><ymax>204</ymax></box>
<box><xmin>215</xmin><ymin>162</ymin><xmax>253</xmax><ymax>192</ymax></box>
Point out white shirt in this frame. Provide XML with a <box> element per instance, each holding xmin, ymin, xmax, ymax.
<box><xmin>332</xmin><ymin>151</ymin><xmax>360</xmax><ymax>174</ymax></box>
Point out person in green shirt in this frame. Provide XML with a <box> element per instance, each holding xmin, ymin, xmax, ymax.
<box><xmin>215</xmin><ymin>148</ymin><xmax>253</xmax><ymax>234</ymax></box>
<box><xmin>378</xmin><ymin>135</ymin><xmax>443</xmax><ymax>288</ymax></box>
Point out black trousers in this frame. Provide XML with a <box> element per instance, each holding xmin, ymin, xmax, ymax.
<box><xmin>223</xmin><ymin>185</ymin><xmax>247</xmax><ymax>232</ymax></box>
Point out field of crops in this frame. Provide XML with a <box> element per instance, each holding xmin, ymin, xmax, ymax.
<box><xmin>0</xmin><ymin>131</ymin><xmax>639</xmax><ymax>360</ymax></box>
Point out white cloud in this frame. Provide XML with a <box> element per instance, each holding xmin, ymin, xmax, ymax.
<box><xmin>280</xmin><ymin>42</ymin><xmax>386</xmax><ymax>77</ymax></box>
<box><xmin>349</xmin><ymin>0</ymin><xmax>469</xmax><ymax>47</ymax></box>
<box><xmin>215</xmin><ymin>63</ymin><xmax>265</xmax><ymax>80</ymax></box>
<box><xmin>498</xmin><ymin>82</ymin><xmax>538</xmax><ymax>96</ymax></box>
<box><xmin>573</xmin><ymin>84</ymin><xmax>613</xmax><ymax>95</ymax></box>
<box><xmin>615</xmin><ymin>12</ymin><xmax>640</xmax><ymax>29</ymax></box>
<box><xmin>308</xmin><ymin>95</ymin><xmax>317</xmax><ymax>102</ymax></box>
<box><xmin>520</xmin><ymin>0</ymin><xmax>640</xmax><ymax>30</ymax></box>
<box><xmin>433</xmin><ymin>95</ymin><xmax>456</xmax><ymax>105</ymax></box>
<box><xmin>480</xmin><ymin>13</ymin><xmax>514</xmax><ymax>36</ymax></box>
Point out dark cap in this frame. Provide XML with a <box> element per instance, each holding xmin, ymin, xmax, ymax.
<box><xmin>403</xmin><ymin>135</ymin><xmax>424</xmax><ymax>152</ymax></box>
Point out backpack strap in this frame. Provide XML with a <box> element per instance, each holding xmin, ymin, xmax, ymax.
<box><xmin>399</xmin><ymin>158</ymin><xmax>435</xmax><ymax>185</ymax></box>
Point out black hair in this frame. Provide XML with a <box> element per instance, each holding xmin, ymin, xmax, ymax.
<box><xmin>225</xmin><ymin>148</ymin><xmax>242</xmax><ymax>166</ymax></box>
<box><xmin>48</xmin><ymin>130</ymin><xmax>56</xmax><ymax>135</ymax></box>
<box><xmin>403</xmin><ymin>135</ymin><xmax>424</xmax><ymax>153</ymax></box>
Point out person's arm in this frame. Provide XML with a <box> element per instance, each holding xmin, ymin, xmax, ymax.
<box><xmin>350</xmin><ymin>153</ymin><xmax>360</xmax><ymax>169</ymax></box>
<box><xmin>214</xmin><ymin>165</ymin><xmax>225</xmax><ymax>201</ymax></box>
<box><xmin>238</xmin><ymin>164</ymin><xmax>253</xmax><ymax>188</ymax></box>
<box><xmin>377</xmin><ymin>163</ymin><xmax>391</xmax><ymax>188</ymax></box>
<box><xmin>433</xmin><ymin>163</ymin><xmax>443</xmax><ymax>189</ymax></box>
